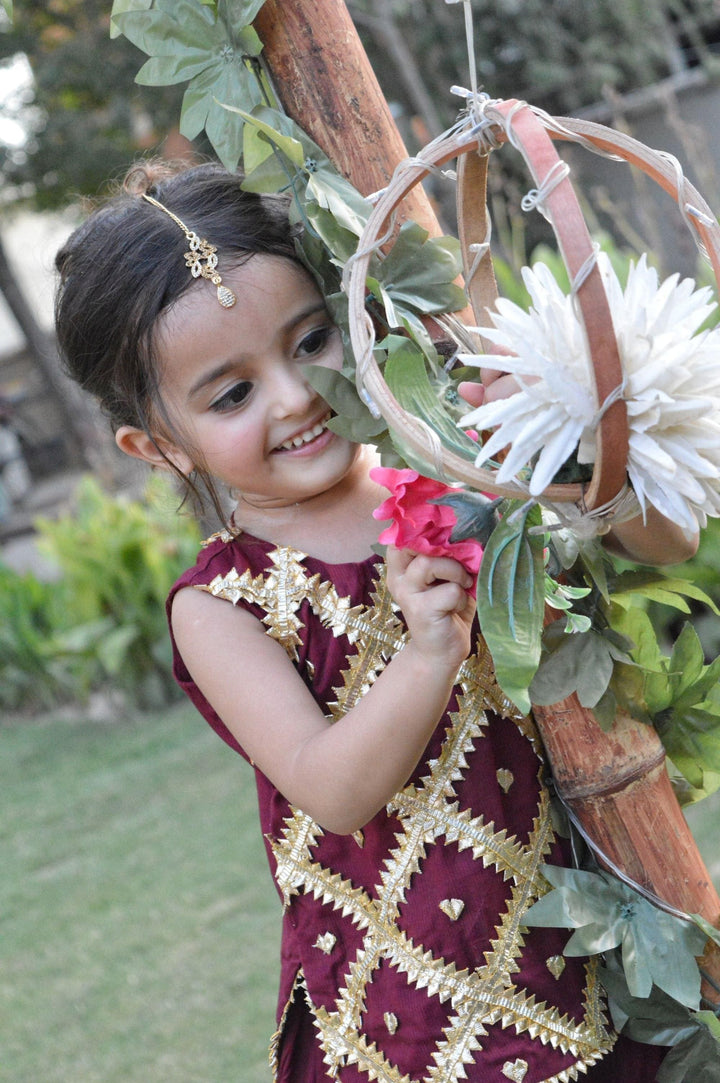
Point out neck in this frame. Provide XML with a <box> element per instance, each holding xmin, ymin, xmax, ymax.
<box><xmin>232</xmin><ymin>446</ymin><xmax>385</xmax><ymax>561</ymax></box>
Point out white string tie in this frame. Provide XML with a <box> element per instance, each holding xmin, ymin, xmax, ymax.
<box><xmin>446</xmin><ymin>0</ymin><xmax>479</xmax><ymax>104</ymax></box>
<box><xmin>498</xmin><ymin>99</ymin><xmax>528</xmax><ymax>151</ymax></box>
<box><xmin>536</xmin><ymin>482</ymin><xmax>641</xmax><ymax>539</ymax></box>
<box><xmin>570</xmin><ymin>244</ymin><xmax>600</xmax><ymax>296</ymax></box>
<box><xmin>360</xmin><ymin>387</ymin><xmax>382</xmax><ymax>419</ymax></box>
<box><xmin>590</xmin><ymin>377</ymin><xmax>627</xmax><ymax>431</ymax></box>
<box><xmin>521</xmin><ymin>159</ymin><xmax>571</xmax><ymax>220</ymax></box>
<box><xmin>353</xmin><ymin>310</ymin><xmax>377</xmax><ymax>401</ymax></box>
<box><xmin>341</xmin><ymin>210</ymin><xmax>398</xmax><ymax>293</ymax></box>
<box><xmin>657</xmin><ymin>150</ymin><xmax>711</xmax><ymax>261</ymax></box>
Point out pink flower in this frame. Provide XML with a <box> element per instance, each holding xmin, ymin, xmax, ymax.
<box><xmin>370</xmin><ymin>466</ymin><xmax>484</xmax><ymax>589</ymax></box>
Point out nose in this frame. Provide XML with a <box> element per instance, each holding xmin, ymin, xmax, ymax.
<box><xmin>267</xmin><ymin>361</ymin><xmax>316</xmax><ymax>419</ymax></box>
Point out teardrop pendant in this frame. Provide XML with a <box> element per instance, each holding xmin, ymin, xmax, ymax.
<box><xmin>217</xmin><ymin>285</ymin><xmax>237</xmax><ymax>308</ymax></box>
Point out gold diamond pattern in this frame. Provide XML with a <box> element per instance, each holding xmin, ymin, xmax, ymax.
<box><xmin>197</xmin><ymin>546</ymin><xmax>614</xmax><ymax>1081</ymax></box>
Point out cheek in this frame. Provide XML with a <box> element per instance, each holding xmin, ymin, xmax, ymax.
<box><xmin>196</xmin><ymin>415</ymin><xmax>264</xmax><ymax>466</ymax></box>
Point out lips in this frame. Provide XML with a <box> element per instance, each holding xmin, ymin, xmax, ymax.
<box><xmin>276</xmin><ymin>412</ymin><xmax>332</xmax><ymax>452</ymax></box>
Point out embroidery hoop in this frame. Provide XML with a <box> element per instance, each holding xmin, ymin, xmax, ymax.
<box><xmin>344</xmin><ymin>97</ymin><xmax>720</xmax><ymax>513</ymax></box>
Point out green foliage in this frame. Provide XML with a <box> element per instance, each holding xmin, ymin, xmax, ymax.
<box><xmin>33</xmin><ymin>473</ymin><xmax>202</xmax><ymax>708</ymax></box>
<box><xmin>0</xmin><ymin>474</ymin><xmax>202</xmax><ymax>713</ymax></box>
<box><xmin>525</xmin><ymin>865</ymin><xmax>707</xmax><ymax>1006</ymax></box>
<box><xmin>0</xmin><ymin>562</ymin><xmax>88</xmax><ymax>712</ymax></box>
<box><xmin>475</xmin><ymin>501</ymin><xmax>545</xmax><ymax>713</ymax></box>
<box><xmin>600</xmin><ymin>967</ymin><xmax>720</xmax><ymax>1082</ymax></box>
<box><xmin>111</xmin><ymin>0</ymin><xmax>267</xmax><ymax>173</ymax></box>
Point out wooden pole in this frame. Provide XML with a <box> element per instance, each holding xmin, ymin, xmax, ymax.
<box><xmin>533</xmin><ymin>696</ymin><xmax>720</xmax><ymax>1003</ymax></box>
<box><xmin>253</xmin><ymin>0</ymin><xmax>441</xmax><ymax>235</ymax></box>
<box><xmin>252</xmin><ymin>0</ymin><xmax>720</xmax><ymax>1003</ymax></box>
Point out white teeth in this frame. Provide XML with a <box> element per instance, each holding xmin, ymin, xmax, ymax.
<box><xmin>279</xmin><ymin>417</ymin><xmax>328</xmax><ymax>451</ymax></box>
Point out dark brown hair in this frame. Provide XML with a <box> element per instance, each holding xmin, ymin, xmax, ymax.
<box><xmin>55</xmin><ymin>160</ymin><xmax>303</xmax><ymax>518</ymax></box>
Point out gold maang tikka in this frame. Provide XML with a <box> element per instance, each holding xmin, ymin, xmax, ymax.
<box><xmin>141</xmin><ymin>193</ymin><xmax>237</xmax><ymax>308</ymax></box>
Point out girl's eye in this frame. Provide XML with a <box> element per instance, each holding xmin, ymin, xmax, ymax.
<box><xmin>210</xmin><ymin>381</ymin><xmax>252</xmax><ymax>413</ymax></box>
<box><xmin>297</xmin><ymin>324</ymin><xmax>335</xmax><ymax>359</ymax></box>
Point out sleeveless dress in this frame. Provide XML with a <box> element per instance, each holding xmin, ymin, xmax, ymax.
<box><xmin>167</xmin><ymin>527</ymin><xmax>666</xmax><ymax>1083</ymax></box>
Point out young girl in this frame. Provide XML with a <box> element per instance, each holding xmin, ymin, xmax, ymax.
<box><xmin>55</xmin><ymin>161</ymin><xmax>694</xmax><ymax>1082</ymax></box>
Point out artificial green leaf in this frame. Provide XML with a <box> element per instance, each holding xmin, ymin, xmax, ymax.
<box><xmin>114</xmin><ymin>3</ymin><xmax>219</xmax><ymax>67</ymax></box>
<box><xmin>384</xmin><ymin>336</ymin><xmax>481</xmax><ymax>463</ymax></box>
<box><xmin>434</xmin><ymin>491</ymin><xmax>502</xmax><ymax>547</ymax></box>
<box><xmin>302</xmin><ymin>201</ymin><xmax>365</xmax><ymax>265</ymax></box>
<box><xmin>304</xmin><ymin>366</ymin><xmax>387</xmax><ymax>444</ymax></box>
<box><xmin>307</xmin><ymin>170</ymin><xmax>371</xmax><ymax>239</ymax></box>
<box><xmin>655</xmin><ymin>706</ymin><xmax>720</xmax><ymax>789</ymax></box>
<box><xmin>609</xmin><ymin>603</ymin><xmax>663</xmax><ymax>675</ymax></box>
<box><xmin>476</xmin><ymin>503</ymin><xmax>545</xmax><ymax>713</ymax></box>
<box><xmin>525</xmin><ymin>866</ymin><xmax>705</xmax><ymax>1007</ymax></box>
<box><xmin>611</xmin><ymin>571</ymin><xmax>720</xmax><ymax>616</ymax></box>
<box><xmin>666</xmin><ymin>623</ymin><xmax>706</xmax><ymax>698</ymax></box>
<box><xmin>110</xmin><ymin>0</ymin><xmax>152</xmax><ymax>37</ymax></box>
<box><xmin>219</xmin><ymin>103</ymin><xmax>305</xmax><ymax>166</ymax></box>
<box><xmin>530</xmin><ymin>630</ymin><xmax>620</xmax><ymax>709</ymax></box>
<box><xmin>372</xmin><ymin>222</ymin><xmax>465</xmax><ymax>313</ymax></box>
<box><xmin>220</xmin><ymin>0</ymin><xmax>267</xmax><ymax>35</ymax></box>
<box><xmin>600</xmin><ymin>967</ymin><xmax>705</xmax><ymax>1049</ymax></box>
<box><xmin>690</xmin><ymin>913</ymin><xmax>720</xmax><ymax>951</ymax></box>
<box><xmin>222</xmin><ymin>0</ymin><xmax>267</xmax><ymax>25</ymax></box>
<box><xmin>657</xmin><ymin>1027</ymin><xmax>720</xmax><ymax>1081</ymax></box>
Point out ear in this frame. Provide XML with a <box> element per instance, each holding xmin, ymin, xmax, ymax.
<box><xmin>115</xmin><ymin>426</ymin><xmax>195</xmax><ymax>477</ymax></box>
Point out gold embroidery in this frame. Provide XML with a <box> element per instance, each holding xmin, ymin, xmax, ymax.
<box><xmin>384</xmin><ymin>1012</ymin><xmax>399</xmax><ymax>1034</ymax></box>
<box><xmin>547</xmin><ymin>955</ymin><xmax>566</xmax><ymax>980</ymax></box>
<box><xmin>502</xmin><ymin>1059</ymin><xmax>529</xmax><ymax>1082</ymax></box>
<box><xmin>201</xmin><ymin>547</ymin><xmax>614</xmax><ymax>1082</ymax></box>
<box><xmin>497</xmin><ymin>768</ymin><xmax>514</xmax><ymax>793</ymax></box>
<box><xmin>439</xmin><ymin>898</ymin><xmax>465</xmax><ymax>921</ymax></box>
<box><xmin>314</xmin><ymin>932</ymin><xmax>337</xmax><ymax>955</ymax></box>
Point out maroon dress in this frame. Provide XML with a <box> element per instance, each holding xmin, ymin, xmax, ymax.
<box><xmin>167</xmin><ymin>528</ymin><xmax>666</xmax><ymax>1082</ymax></box>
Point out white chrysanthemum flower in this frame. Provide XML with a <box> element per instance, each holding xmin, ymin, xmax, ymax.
<box><xmin>459</xmin><ymin>254</ymin><xmax>720</xmax><ymax>535</ymax></box>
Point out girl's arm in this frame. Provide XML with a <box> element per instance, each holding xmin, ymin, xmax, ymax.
<box><xmin>602</xmin><ymin>504</ymin><xmax>698</xmax><ymax>566</ymax></box>
<box><xmin>171</xmin><ymin>547</ymin><xmax>475</xmax><ymax>835</ymax></box>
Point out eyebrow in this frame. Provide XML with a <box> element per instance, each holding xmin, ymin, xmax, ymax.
<box><xmin>187</xmin><ymin>300</ymin><xmax>329</xmax><ymax>401</ymax></box>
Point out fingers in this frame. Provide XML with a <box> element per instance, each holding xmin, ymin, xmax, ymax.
<box><xmin>458</xmin><ymin>380</ymin><xmax>485</xmax><ymax>409</ymax></box>
<box><xmin>386</xmin><ymin>547</ymin><xmax>474</xmax><ymax>597</ymax></box>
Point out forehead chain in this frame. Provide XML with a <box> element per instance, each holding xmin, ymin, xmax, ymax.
<box><xmin>141</xmin><ymin>192</ymin><xmax>237</xmax><ymax>309</ymax></box>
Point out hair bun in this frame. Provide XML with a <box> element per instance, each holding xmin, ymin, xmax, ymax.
<box><xmin>123</xmin><ymin>159</ymin><xmax>179</xmax><ymax>197</ymax></box>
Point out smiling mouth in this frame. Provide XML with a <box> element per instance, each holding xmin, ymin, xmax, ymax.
<box><xmin>277</xmin><ymin>413</ymin><xmax>332</xmax><ymax>451</ymax></box>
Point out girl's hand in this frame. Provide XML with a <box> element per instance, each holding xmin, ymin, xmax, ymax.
<box><xmin>458</xmin><ymin>374</ymin><xmax>522</xmax><ymax>407</ymax></box>
<box><xmin>385</xmin><ymin>546</ymin><xmax>475</xmax><ymax>672</ymax></box>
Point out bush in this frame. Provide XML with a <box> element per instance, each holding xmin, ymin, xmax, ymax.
<box><xmin>1</xmin><ymin>474</ymin><xmax>202</xmax><ymax>714</ymax></box>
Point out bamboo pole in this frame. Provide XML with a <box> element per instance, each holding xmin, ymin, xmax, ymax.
<box><xmin>252</xmin><ymin>0</ymin><xmax>720</xmax><ymax>1004</ymax></box>
<box><xmin>254</xmin><ymin>0</ymin><xmax>441</xmax><ymax>235</ymax></box>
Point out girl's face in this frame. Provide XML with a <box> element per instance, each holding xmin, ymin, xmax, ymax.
<box><xmin>154</xmin><ymin>255</ymin><xmax>360</xmax><ymax>510</ymax></box>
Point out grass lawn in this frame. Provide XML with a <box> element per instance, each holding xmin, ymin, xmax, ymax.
<box><xmin>1</xmin><ymin>702</ymin><xmax>280</xmax><ymax>1083</ymax></box>
<box><xmin>3</xmin><ymin>701</ymin><xmax>720</xmax><ymax>1083</ymax></box>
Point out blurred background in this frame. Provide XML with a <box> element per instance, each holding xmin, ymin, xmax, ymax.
<box><xmin>2</xmin><ymin>2</ymin><xmax>720</xmax><ymax>1080</ymax></box>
